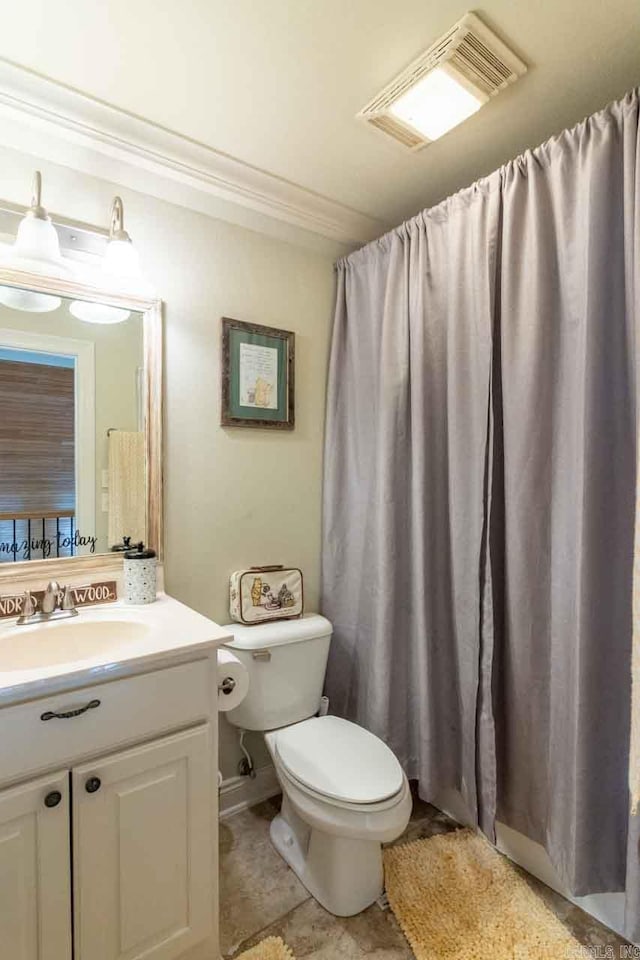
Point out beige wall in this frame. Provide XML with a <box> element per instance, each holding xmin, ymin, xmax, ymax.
<box><xmin>149</xmin><ymin>200</ymin><xmax>336</xmax><ymax>775</ymax></box>
<box><xmin>0</xmin><ymin>145</ymin><xmax>338</xmax><ymax>777</ymax></box>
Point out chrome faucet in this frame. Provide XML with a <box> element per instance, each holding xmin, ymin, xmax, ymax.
<box><xmin>17</xmin><ymin>581</ymin><xmax>78</xmax><ymax>626</ymax></box>
<box><xmin>41</xmin><ymin>580</ymin><xmax>61</xmax><ymax>615</ymax></box>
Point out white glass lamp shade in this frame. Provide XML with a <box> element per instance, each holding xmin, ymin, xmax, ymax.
<box><xmin>10</xmin><ymin>214</ymin><xmax>70</xmax><ymax>279</ymax></box>
<box><xmin>16</xmin><ymin>215</ymin><xmax>60</xmax><ymax>262</ymax></box>
<box><xmin>69</xmin><ymin>300</ymin><xmax>130</xmax><ymax>325</ymax></box>
<box><xmin>103</xmin><ymin>237</ymin><xmax>141</xmax><ymax>281</ymax></box>
<box><xmin>0</xmin><ymin>285</ymin><xmax>61</xmax><ymax>313</ymax></box>
<box><xmin>102</xmin><ymin>196</ymin><xmax>153</xmax><ymax>294</ymax></box>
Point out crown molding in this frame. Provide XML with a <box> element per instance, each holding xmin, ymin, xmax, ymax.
<box><xmin>0</xmin><ymin>58</ymin><xmax>385</xmax><ymax>247</ymax></box>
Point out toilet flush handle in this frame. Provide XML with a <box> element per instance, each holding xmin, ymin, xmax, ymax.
<box><xmin>252</xmin><ymin>648</ymin><xmax>271</xmax><ymax>662</ymax></box>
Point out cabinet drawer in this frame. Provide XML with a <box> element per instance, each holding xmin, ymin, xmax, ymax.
<box><xmin>0</xmin><ymin>659</ymin><xmax>211</xmax><ymax>785</ymax></box>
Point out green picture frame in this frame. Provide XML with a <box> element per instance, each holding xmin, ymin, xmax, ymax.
<box><xmin>221</xmin><ymin>317</ymin><xmax>295</xmax><ymax>429</ymax></box>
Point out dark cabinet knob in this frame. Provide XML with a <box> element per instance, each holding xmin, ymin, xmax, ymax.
<box><xmin>85</xmin><ymin>776</ymin><xmax>101</xmax><ymax>794</ymax></box>
<box><xmin>44</xmin><ymin>790</ymin><xmax>62</xmax><ymax>808</ymax></box>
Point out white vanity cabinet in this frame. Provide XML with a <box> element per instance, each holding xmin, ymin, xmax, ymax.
<box><xmin>0</xmin><ymin>649</ymin><xmax>221</xmax><ymax>960</ymax></box>
<box><xmin>0</xmin><ymin>769</ymin><xmax>72</xmax><ymax>960</ymax></box>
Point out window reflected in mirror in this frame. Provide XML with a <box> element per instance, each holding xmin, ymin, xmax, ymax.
<box><xmin>0</xmin><ymin>284</ymin><xmax>145</xmax><ymax>563</ymax></box>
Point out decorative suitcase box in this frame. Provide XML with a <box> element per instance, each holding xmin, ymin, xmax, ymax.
<box><xmin>230</xmin><ymin>566</ymin><xmax>303</xmax><ymax>624</ymax></box>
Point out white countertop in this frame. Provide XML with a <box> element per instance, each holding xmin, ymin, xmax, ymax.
<box><xmin>0</xmin><ymin>593</ymin><xmax>232</xmax><ymax>707</ymax></box>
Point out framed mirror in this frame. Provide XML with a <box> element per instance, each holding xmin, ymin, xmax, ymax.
<box><xmin>0</xmin><ymin>267</ymin><xmax>162</xmax><ymax>583</ymax></box>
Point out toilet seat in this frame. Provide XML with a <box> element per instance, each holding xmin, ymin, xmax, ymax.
<box><xmin>267</xmin><ymin>741</ymin><xmax>412</xmax><ymax>842</ymax></box>
<box><xmin>275</xmin><ymin>757</ymin><xmax>407</xmax><ymax>813</ymax></box>
<box><xmin>272</xmin><ymin>715</ymin><xmax>405</xmax><ymax>805</ymax></box>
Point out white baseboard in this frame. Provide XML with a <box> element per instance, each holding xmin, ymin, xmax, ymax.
<box><xmin>218</xmin><ymin>762</ymin><xmax>281</xmax><ymax>820</ymax></box>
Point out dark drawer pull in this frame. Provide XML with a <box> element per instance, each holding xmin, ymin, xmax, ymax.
<box><xmin>41</xmin><ymin>698</ymin><xmax>101</xmax><ymax>721</ymax></box>
<box><xmin>44</xmin><ymin>790</ymin><xmax>62</xmax><ymax>808</ymax></box>
<box><xmin>85</xmin><ymin>776</ymin><xmax>101</xmax><ymax>794</ymax></box>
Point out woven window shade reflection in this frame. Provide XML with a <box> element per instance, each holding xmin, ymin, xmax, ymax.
<box><xmin>0</xmin><ymin>358</ymin><xmax>75</xmax><ymax>518</ymax></box>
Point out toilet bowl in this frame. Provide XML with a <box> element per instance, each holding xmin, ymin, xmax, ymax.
<box><xmin>265</xmin><ymin>716</ymin><xmax>411</xmax><ymax>916</ymax></box>
<box><xmin>223</xmin><ymin>615</ymin><xmax>411</xmax><ymax>916</ymax></box>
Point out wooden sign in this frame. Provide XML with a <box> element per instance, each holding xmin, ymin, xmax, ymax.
<box><xmin>0</xmin><ymin>580</ymin><xmax>118</xmax><ymax>619</ymax></box>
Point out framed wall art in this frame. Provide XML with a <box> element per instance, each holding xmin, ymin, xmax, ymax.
<box><xmin>221</xmin><ymin>317</ymin><xmax>295</xmax><ymax>430</ymax></box>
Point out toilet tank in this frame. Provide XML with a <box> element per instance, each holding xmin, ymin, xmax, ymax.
<box><xmin>222</xmin><ymin>614</ymin><xmax>332</xmax><ymax>731</ymax></box>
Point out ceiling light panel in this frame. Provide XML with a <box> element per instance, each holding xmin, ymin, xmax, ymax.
<box><xmin>358</xmin><ymin>12</ymin><xmax>527</xmax><ymax>151</ymax></box>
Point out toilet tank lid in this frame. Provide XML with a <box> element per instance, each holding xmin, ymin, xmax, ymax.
<box><xmin>221</xmin><ymin>613</ymin><xmax>332</xmax><ymax>650</ymax></box>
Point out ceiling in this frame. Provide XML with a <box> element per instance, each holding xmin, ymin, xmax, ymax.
<box><xmin>0</xmin><ymin>0</ymin><xmax>639</xmax><ymax>231</ymax></box>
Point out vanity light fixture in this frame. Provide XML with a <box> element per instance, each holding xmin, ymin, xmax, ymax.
<box><xmin>68</xmin><ymin>196</ymin><xmax>142</xmax><ymax>322</ymax></box>
<box><xmin>357</xmin><ymin>12</ymin><xmax>527</xmax><ymax>150</ymax></box>
<box><xmin>0</xmin><ymin>171</ymin><xmax>69</xmax><ymax>312</ymax></box>
<box><xmin>0</xmin><ymin>184</ymin><xmax>149</xmax><ymax>319</ymax></box>
<box><xmin>103</xmin><ymin>196</ymin><xmax>142</xmax><ymax>282</ymax></box>
<box><xmin>3</xmin><ymin>171</ymin><xmax>70</xmax><ymax>279</ymax></box>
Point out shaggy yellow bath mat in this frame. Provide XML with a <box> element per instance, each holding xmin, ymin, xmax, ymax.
<box><xmin>235</xmin><ymin>936</ymin><xmax>294</xmax><ymax>960</ymax></box>
<box><xmin>384</xmin><ymin>829</ymin><xmax>581</xmax><ymax>959</ymax></box>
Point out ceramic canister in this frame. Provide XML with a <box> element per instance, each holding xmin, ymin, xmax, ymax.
<box><xmin>123</xmin><ymin>542</ymin><xmax>157</xmax><ymax>604</ymax></box>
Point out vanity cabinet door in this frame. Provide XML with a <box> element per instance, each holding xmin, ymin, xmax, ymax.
<box><xmin>0</xmin><ymin>770</ymin><xmax>72</xmax><ymax>960</ymax></box>
<box><xmin>72</xmin><ymin>724</ymin><xmax>212</xmax><ymax>960</ymax></box>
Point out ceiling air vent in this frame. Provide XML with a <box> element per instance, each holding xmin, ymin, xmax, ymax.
<box><xmin>357</xmin><ymin>12</ymin><xmax>526</xmax><ymax>151</ymax></box>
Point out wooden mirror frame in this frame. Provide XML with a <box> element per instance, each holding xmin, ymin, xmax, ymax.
<box><xmin>0</xmin><ymin>266</ymin><xmax>163</xmax><ymax>585</ymax></box>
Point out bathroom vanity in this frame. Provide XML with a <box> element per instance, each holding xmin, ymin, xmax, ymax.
<box><xmin>0</xmin><ymin>231</ymin><xmax>233</xmax><ymax>957</ymax></box>
<box><xmin>0</xmin><ymin>594</ymin><xmax>231</xmax><ymax>960</ymax></box>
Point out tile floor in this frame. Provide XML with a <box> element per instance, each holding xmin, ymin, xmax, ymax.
<box><xmin>219</xmin><ymin>787</ymin><xmax>630</xmax><ymax>958</ymax></box>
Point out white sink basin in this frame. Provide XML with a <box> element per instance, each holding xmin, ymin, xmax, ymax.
<box><xmin>0</xmin><ymin>619</ymin><xmax>152</xmax><ymax>671</ymax></box>
<box><xmin>0</xmin><ymin>594</ymin><xmax>234</xmax><ymax>706</ymax></box>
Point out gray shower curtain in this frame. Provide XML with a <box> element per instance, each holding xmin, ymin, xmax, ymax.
<box><xmin>322</xmin><ymin>89</ymin><xmax>640</xmax><ymax>941</ymax></box>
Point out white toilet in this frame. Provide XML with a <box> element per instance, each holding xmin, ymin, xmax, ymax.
<box><xmin>223</xmin><ymin>614</ymin><xmax>411</xmax><ymax>917</ymax></box>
